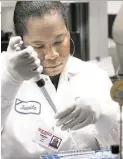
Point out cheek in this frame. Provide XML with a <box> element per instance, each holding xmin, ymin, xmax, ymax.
<box><xmin>33</xmin><ymin>49</ymin><xmax>44</xmax><ymax>61</ymax></box>
<box><xmin>58</xmin><ymin>38</ymin><xmax>70</xmax><ymax>57</ymax></box>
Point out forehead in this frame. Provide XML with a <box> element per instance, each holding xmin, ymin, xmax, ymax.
<box><xmin>24</xmin><ymin>11</ymin><xmax>67</xmax><ymax>41</ymax></box>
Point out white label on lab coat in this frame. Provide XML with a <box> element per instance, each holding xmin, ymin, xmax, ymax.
<box><xmin>32</xmin><ymin>126</ymin><xmax>63</xmax><ymax>152</ymax></box>
<box><xmin>15</xmin><ymin>98</ymin><xmax>41</xmax><ymax>115</ymax></box>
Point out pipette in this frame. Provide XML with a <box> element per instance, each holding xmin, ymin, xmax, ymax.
<box><xmin>34</xmin><ymin>75</ymin><xmax>57</xmax><ymax>113</ymax></box>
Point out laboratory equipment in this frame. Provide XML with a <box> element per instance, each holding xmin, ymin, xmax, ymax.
<box><xmin>40</xmin><ymin>148</ymin><xmax>123</xmax><ymax>159</ymax></box>
<box><xmin>110</xmin><ymin>80</ymin><xmax>123</xmax><ymax>159</ymax></box>
<box><xmin>111</xmin><ymin>145</ymin><xmax>120</xmax><ymax>159</ymax></box>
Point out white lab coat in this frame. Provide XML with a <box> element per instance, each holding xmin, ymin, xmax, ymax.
<box><xmin>1</xmin><ymin>54</ymin><xmax>120</xmax><ymax>159</ymax></box>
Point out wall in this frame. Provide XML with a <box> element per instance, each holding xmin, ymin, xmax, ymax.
<box><xmin>1</xmin><ymin>1</ymin><xmax>16</xmax><ymax>33</ymax></box>
<box><xmin>88</xmin><ymin>1</ymin><xmax>123</xmax><ymax>60</ymax></box>
<box><xmin>89</xmin><ymin>1</ymin><xmax>108</xmax><ymax>60</ymax></box>
<box><xmin>1</xmin><ymin>6</ymin><xmax>15</xmax><ymax>33</ymax></box>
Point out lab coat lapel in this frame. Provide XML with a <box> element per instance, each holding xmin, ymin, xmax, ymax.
<box><xmin>55</xmin><ymin>56</ymin><xmax>79</xmax><ymax>111</ymax></box>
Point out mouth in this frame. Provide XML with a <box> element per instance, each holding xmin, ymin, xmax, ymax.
<box><xmin>44</xmin><ymin>63</ymin><xmax>62</xmax><ymax>68</ymax></box>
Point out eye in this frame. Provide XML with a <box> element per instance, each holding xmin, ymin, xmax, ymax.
<box><xmin>53</xmin><ymin>41</ymin><xmax>63</xmax><ymax>45</ymax></box>
<box><xmin>33</xmin><ymin>45</ymin><xmax>44</xmax><ymax>49</ymax></box>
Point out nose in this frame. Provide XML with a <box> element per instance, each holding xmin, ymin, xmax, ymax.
<box><xmin>44</xmin><ymin>46</ymin><xmax>59</xmax><ymax>60</ymax></box>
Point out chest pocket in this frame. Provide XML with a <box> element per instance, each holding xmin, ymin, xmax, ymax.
<box><xmin>14</xmin><ymin>98</ymin><xmax>41</xmax><ymax>115</ymax></box>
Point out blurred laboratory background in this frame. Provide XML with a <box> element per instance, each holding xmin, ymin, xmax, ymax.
<box><xmin>1</xmin><ymin>1</ymin><xmax>123</xmax><ymax>81</ymax></box>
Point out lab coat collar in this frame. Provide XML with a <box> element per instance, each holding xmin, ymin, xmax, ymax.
<box><xmin>60</xmin><ymin>55</ymin><xmax>81</xmax><ymax>81</ymax></box>
<box><xmin>64</xmin><ymin>55</ymin><xmax>81</xmax><ymax>74</ymax></box>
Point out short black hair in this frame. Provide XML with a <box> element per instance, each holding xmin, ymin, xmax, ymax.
<box><xmin>13</xmin><ymin>1</ymin><xmax>68</xmax><ymax>37</ymax></box>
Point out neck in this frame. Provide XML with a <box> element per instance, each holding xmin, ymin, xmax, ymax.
<box><xmin>50</xmin><ymin>74</ymin><xmax>60</xmax><ymax>90</ymax></box>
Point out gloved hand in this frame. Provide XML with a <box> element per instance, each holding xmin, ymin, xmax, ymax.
<box><xmin>5</xmin><ymin>36</ymin><xmax>43</xmax><ymax>82</ymax></box>
<box><xmin>55</xmin><ymin>98</ymin><xmax>101</xmax><ymax>131</ymax></box>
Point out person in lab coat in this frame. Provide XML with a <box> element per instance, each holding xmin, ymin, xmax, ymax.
<box><xmin>1</xmin><ymin>1</ymin><xmax>120</xmax><ymax>159</ymax></box>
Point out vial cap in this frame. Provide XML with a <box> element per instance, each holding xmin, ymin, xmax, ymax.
<box><xmin>111</xmin><ymin>145</ymin><xmax>119</xmax><ymax>154</ymax></box>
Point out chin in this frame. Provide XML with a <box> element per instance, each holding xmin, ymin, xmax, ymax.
<box><xmin>46</xmin><ymin>71</ymin><xmax>61</xmax><ymax>77</ymax></box>
<box><xmin>43</xmin><ymin>63</ymin><xmax>66</xmax><ymax>76</ymax></box>
<box><xmin>44</xmin><ymin>69</ymin><xmax>63</xmax><ymax>77</ymax></box>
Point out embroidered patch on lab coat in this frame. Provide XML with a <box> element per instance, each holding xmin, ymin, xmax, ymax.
<box><xmin>15</xmin><ymin>99</ymin><xmax>41</xmax><ymax>115</ymax></box>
